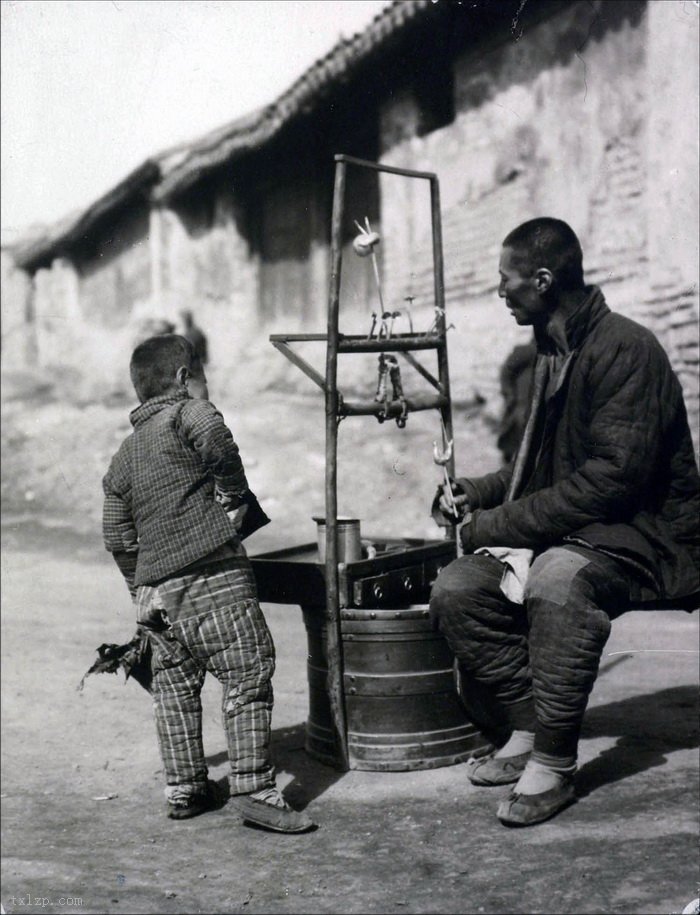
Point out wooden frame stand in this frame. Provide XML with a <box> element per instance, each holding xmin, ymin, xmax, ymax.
<box><xmin>267</xmin><ymin>155</ymin><xmax>460</xmax><ymax>769</ymax></box>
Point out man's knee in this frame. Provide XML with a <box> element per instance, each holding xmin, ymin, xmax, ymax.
<box><xmin>525</xmin><ymin>546</ymin><xmax>623</xmax><ymax>634</ymax></box>
<box><xmin>524</xmin><ymin>547</ymin><xmax>595</xmax><ymax>608</ymax></box>
<box><xmin>430</xmin><ymin>554</ymin><xmax>502</xmax><ymax>622</ymax></box>
<box><xmin>525</xmin><ymin>548</ymin><xmax>612</xmax><ymax>698</ymax></box>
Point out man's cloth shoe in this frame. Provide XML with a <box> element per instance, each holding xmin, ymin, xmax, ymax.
<box><xmin>230</xmin><ymin>786</ymin><xmax>315</xmax><ymax>833</ymax></box>
<box><xmin>496</xmin><ymin>778</ymin><xmax>576</xmax><ymax>826</ymax></box>
<box><xmin>466</xmin><ymin>751</ymin><xmax>531</xmax><ymax>786</ymax></box>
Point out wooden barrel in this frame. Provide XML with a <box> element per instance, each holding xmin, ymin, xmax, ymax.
<box><xmin>301</xmin><ymin>606</ymin><xmax>340</xmax><ymax>767</ymax></box>
<box><xmin>301</xmin><ymin>604</ymin><xmax>490</xmax><ymax>771</ymax></box>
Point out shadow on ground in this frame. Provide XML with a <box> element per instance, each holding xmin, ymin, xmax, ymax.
<box><xmin>577</xmin><ymin>684</ymin><xmax>699</xmax><ymax>797</ymax></box>
<box><xmin>208</xmin><ymin>722</ymin><xmax>345</xmax><ymax>810</ymax></box>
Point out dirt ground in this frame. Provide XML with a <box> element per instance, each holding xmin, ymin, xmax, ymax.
<box><xmin>1</xmin><ymin>372</ymin><xmax>699</xmax><ymax>915</ymax></box>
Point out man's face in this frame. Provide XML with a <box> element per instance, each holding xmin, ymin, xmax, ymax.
<box><xmin>498</xmin><ymin>246</ymin><xmax>548</xmax><ymax>326</ymax></box>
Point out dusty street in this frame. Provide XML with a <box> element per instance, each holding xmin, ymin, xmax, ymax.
<box><xmin>1</xmin><ymin>512</ymin><xmax>698</xmax><ymax>915</ymax></box>
<box><xmin>1</xmin><ymin>379</ymin><xmax>699</xmax><ymax>914</ymax></box>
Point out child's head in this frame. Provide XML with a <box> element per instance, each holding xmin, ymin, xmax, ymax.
<box><xmin>130</xmin><ymin>334</ymin><xmax>207</xmax><ymax>402</ymax></box>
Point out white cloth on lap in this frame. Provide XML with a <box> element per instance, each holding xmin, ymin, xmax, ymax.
<box><xmin>475</xmin><ymin>546</ymin><xmax>534</xmax><ymax>604</ymax></box>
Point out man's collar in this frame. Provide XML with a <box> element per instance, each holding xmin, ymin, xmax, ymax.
<box><xmin>535</xmin><ymin>286</ymin><xmax>609</xmax><ymax>354</ymax></box>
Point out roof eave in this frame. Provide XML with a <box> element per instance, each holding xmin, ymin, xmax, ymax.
<box><xmin>153</xmin><ymin>0</ymin><xmax>432</xmax><ymax>203</ymax></box>
<box><xmin>13</xmin><ymin>160</ymin><xmax>160</xmax><ymax>271</ymax></box>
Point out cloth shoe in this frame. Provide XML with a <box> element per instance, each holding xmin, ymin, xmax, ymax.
<box><xmin>466</xmin><ymin>751</ymin><xmax>531</xmax><ymax>786</ymax></box>
<box><xmin>496</xmin><ymin>766</ymin><xmax>576</xmax><ymax>826</ymax></box>
<box><xmin>166</xmin><ymin>782</ymin><xmax>219</xmax><ymax>820</ymax></box>
<box><xmin>230</xmin><ymin>786</ymin><xmax>316</xmax><ymax>833</ymax></box>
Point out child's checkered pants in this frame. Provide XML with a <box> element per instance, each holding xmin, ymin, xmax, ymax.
<box><xmin>141</xmin><ymin>557</ymin><xmax>276</xmax><ymax>797</ymax></box>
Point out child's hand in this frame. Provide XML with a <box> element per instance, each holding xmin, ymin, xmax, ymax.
<box><xmin>214</xmin><ymin>485</ymin><xmax>242</xmax><ymax>512</ymax></box>
<box><xmin>215</xmin><ymin>485</ymin><xmax>250</xmax><ymax>533</ymax></box>
<box><xmin>135</xmin><ymin>588</ymin><xmax>167</xmax><ymax>629</ymax></box>
<box><xmin>226</xmin><ymin>503</ymin><xmax>249</xmax><ymax>532</ymax></box>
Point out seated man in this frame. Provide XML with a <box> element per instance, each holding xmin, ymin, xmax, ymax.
<box><xmin>430</xmin><ymin>217</ymin><xmax>700</xmax><ymax>827</ymax></box>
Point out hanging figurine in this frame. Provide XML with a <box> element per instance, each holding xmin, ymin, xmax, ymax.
<box><xmin>387</xmin><ymin>355</ymin><xmax>408</xmax><ymax>428</ymax></box>
<box><xmin>373</xmin><ymin>354</ymin><xmax>408</xmax><ymax>428</ymax></box>
<box><xmin>353</xmin><ymin>217</ymin><xmax>385</xmax><ymax>314</ymax></box>
<box><xmin>427</xmin><ymin>305</ymin><xmax>455</xmax><ymax>335</ymax></box>
<box><xmin>403</xmin><ymin>296</ymin><xmax>415</xmax><ymax>334</ymax></box>
<box><xmin>374</xmin><ymin>353</ymin><xmax>390</xmax><ymax>423</ymax></box>
<box><xmin>366</xmin><ymin>311</ymin><xmax>378</xmax><ymax>340</ymax></box>
<box><xmin>356</xmin><ymin>215</ymin><xmax>409</xmax><ymax>428</ymax></box>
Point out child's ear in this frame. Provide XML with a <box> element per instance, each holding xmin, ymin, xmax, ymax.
<box><xmin>175</xmin><ymin>365</ymin><xmax>189</xmax><ymax>387</ymax></box>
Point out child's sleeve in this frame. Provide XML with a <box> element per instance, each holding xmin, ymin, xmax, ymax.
<box><xmin>103</xmin><ymin>446</ymin><xmax>139</xmax><ymax>599</ymax></box>
<box><xmin>180</xmin><ymin>399</ymin><xmax>249</xmax><ymax>499</ymax></box>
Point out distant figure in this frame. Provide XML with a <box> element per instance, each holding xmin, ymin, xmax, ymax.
<box><xmin>496</xmin><ymin>338</ymin><xmax>537</xmax><ymax>464</ymax></box>
<box><xmin>180</xmin><ymin>310</ymin><xmax>208</xmax><ymax>366</ymax></box>
<box><xmin>135</xmin><ymin>318</ymin><xmax>176</xmax><ymax>345</ymax></box>
<box><xmin>152</xmin><ymin>319</ymin><xmax>176</xmax><ymax>335</ymax></box>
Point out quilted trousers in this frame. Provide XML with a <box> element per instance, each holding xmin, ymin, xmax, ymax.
<box><xmin>429</xmin><ymin>545</ymin><xmax>635</xmax><ymax>758</ymax></box>
<box><xmin>146</xmin><ymin>559</ymin><xmax>276</xmax><ymax>797</ymax></box>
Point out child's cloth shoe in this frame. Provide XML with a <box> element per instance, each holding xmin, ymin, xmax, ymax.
<box><xmin>166</xmin><ymin>783</ymin><xmax>218</xmax><ymax>820</ymax></box>
<box><xmin>230</xmin><ymin>786</ymin><xmax>316</xmax><ymax>833</ymax></box>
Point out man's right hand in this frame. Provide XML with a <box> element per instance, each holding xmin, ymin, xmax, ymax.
<box><xmin>431</xmin><ymin>481</ymin><xmax>470</xmax><ymax>527</ymax></box>
<box><xmin>439</xmin><ymin>487</ymin><xmax>470</xmax><ymax>520</ymax></box>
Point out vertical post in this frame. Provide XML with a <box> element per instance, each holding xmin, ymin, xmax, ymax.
<box><xmin>324</xmin><ymin>157</ymin><xmax>349</xmax><ymax>768</ymax></box>
<box><xmin>430</xmin><ymin>176</ymin><xmax>457</xmax><ymax>546</ymax></box>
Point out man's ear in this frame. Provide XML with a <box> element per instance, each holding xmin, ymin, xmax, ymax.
<box><xmin>534</xmin><ymin>268</ymin><xmax>554</xmax><ymax>293</ymax></box>
<box><xmin>175</xmin><ymin>365</ymin><xmax>189</xmax><ymax>387</ymax></box>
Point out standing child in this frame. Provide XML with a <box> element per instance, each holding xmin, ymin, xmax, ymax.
<box><xmin>102</xmin><ymin>334</ymin><xmax>314</xmax><ymax>832</ymax></box>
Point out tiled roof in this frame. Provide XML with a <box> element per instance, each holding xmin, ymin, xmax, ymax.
<box><xmin>11</xmin><ymin>143</ymin><xmax>191</xmax><ymax>271</ymax></box>
<box><xmin>154</xmin><ymin>0</ymin><xmax>431</xmax><ymax>202</ymax></box>
<box><xmin>9</xmin><ymin>0</ymin><xmax>444</xmax><ymax>269</ymax></box>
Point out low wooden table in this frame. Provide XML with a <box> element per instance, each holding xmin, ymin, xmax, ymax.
<box><xmin>250</xmin><ymin>538</ymin><xmax>490</xmax><ymax>771</ymax></box>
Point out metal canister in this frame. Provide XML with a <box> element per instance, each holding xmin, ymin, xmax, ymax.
<box><xmin>312</xmin><ymin>516</ymin><xmax>362</xmax><ymax>564</ymax></box>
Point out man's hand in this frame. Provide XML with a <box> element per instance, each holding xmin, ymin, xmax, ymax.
<box><xmin>459</xmin><ymin>512</ymin><xmax>478</xmax><ymax>553</ymax></box>
<box><xmin>439</xmin><ymin>488</ymin><xmax>470</xmax><ymax>519</ymax></box>
<box><xmin>431</xmin><ymin>480</ymin><xmax>470</xmax><ymax>528</ymax></box>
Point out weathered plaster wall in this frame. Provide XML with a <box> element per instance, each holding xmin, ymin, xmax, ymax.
<box><xmin>155</xmin><ymin>181</ymin><xmax>261</xmax><ymax>382</ymax></box>
<box><xmin>75</xmin><ymin>204</ymin><xmax>151</xmax><ymax>328</ymax></box>
<box><xmin>378</xmin><ymin>0</ymin><xmax>698</xmax><ymax>449</ymax></box>
<box><xmin>1</xmin><ymin>251</ymin><xmax>36</xmax><ymax>369</ymax></box>
<box><xmin>9</xmin><ymin>204</ymin><xmax>154</xmax><ymax>394</ymax></box>
<box><xmin>3</xmin><ymin>0</ymin><xmax>697</xmax><ymax>438</ymax></box>
<box><xmin>380</xmin><ymin>2</ymin><xmax>646</xmax><ymax>404</ymax></box>
<box><xmin>644</xmin><ymin>0</ymin><xmax>700</xmax><ymax>434</ymax></box>
<box><xmin>30</xmin><ymin>254</ymin><xmax>136</xmax><ymax>396</ymax></box>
